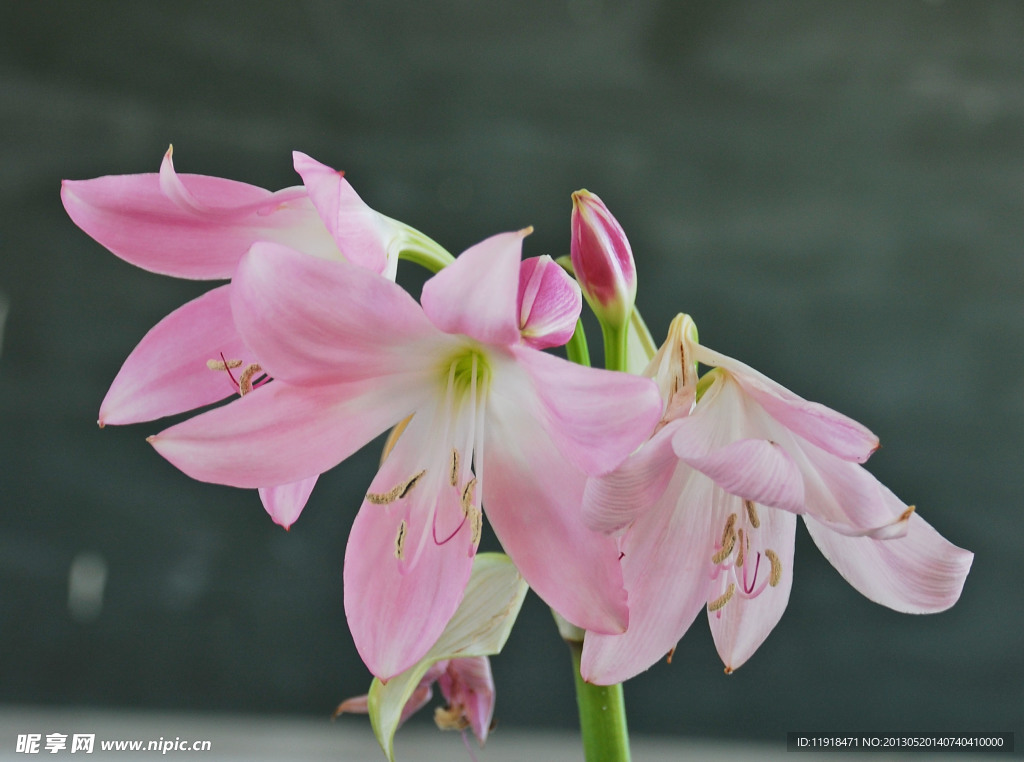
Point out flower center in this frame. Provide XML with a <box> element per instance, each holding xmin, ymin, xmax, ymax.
<box><xmin>446</xmin><ymin>348</ymin><xmax>491</xmax><ymax>399</ymax></box>
<box><xmin>707</xmin><ymin>500</ymin><xmax>782</xmax><ymax>617</ymax></box>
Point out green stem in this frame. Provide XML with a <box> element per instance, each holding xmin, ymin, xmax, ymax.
<box><xmin>568</xmin><ymin>639</ymin><xmax>632</xmax><ymax>762</ymax></box>
<box><xmin>601</xmin><ymin>321</ymin><xmax>629</xmax><ymax>373</ymax></box>
<box><xmin>565</xmin><ymin>318</ymin><xmax>591</xmax><ymax>368</ymax></box>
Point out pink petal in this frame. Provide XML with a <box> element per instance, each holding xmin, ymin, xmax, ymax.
<box><xmin>804</xmin><ymin>512</ymin><xmax>973</xmax><ymax>613</ymax></box>
<box><xmin>510</xmin><ymin>346</ymin><xmax>662</xmax><ymax>476</ymax></box>
<box><xmin>439</xmin><ymin>657</ymin><xmax>495</xmax><ymax>743</ymax></box>
<box><xmin>673</xmin><ymin>431</ymin><xmax>806</xmax><ymax>514</ymax></box>
<box><xmin>707</xmin><ymin>497</ymin><xmax>797</xmax><ymax>673</ymax></box>
<box><xmin>420</xmin><ymin>231</ymin><xmax>524</xmax><ymax>346</ymax></box>
<box><xmin>344</xmin><ymin>410</ymin><xmax>476</xmax><ymax>680</ymax></box>
<box><xmin>258</xmin><ymin>475</ymin><xmax>319</xmax><ymax>530</ymax></box>
<box><xmin>292</xmin><ymin>152</ymin><xmax>394</xmax><ymax>276</ymax></box>
<box><xmin>483</xmin><ymin>389</ymin><xmax>628</xmax><ymax>635</ymax></box>
<box><xmin>517</xmin><ymin>256</ymin><xmax>582</xmax><ymax>350</ymax></box>
<box><xmin>99</xmin><ymin>285</ymin><xmax>250</xmax><ymax>425</ymax></box>
<box><xmin>149</xmin><ymin>375</ymin><xmax>427</xmax><ymax>488</ymax></box>
<box><xmin>794</xmin><ymin>441</ymin><xmax>915</xmax><ymax>537</ymax></box>
<box><xmin>581</xmin><ymin>468</ymin><xmax>717</xmax><ymax>685</ymax></box>
<box><xmin>62</xmin><ymin>148</ymin><xmax>335</xmax><ymax>279</ymax></box>
<box><xmin>694</xmin><ymin>344</ymin><xmax>880</xmax><ymax>463</ymax></box>
<box><xmin>581</xmin><ymin>422</ymin><xmax>680</xmax><ymax>535</ymax></box>
<box><xmin>231</xmin><ymin>241</ymin><xmax>455</xmax><ymax>385</ymax></box>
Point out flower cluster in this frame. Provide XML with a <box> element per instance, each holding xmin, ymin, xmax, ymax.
<box><xmin>64</xmin><ymin>149</ymin><xmax>972</xmax><ymax>758</ymax></box>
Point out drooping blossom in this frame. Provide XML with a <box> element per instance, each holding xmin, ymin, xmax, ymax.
<box><xmin>146</xmin><ymin>229</ymin><xmax>663</xmax><ymax>679</ymax></box>
<box><xmin>581</xmin><ymin>313</ymin><xmax>973</xmax><ymax>684</ymax></box>
<box><xmin>337</xmin><ymin>553</ymin><xmax>527</xmax><ymax>761</ymax></box>
<box><xmin>63</xmin><ymin>148</ymin><xmax>441</xmax><ymax>527</ymax></box>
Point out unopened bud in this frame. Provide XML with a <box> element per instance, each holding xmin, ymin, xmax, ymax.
<box><xmin>570</xmin><ymin>190</ymin><xmax>637</xmax><ymax>331</ymax></box>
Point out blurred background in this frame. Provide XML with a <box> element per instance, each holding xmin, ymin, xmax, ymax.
<box><xmin>0</xmin><ymin>0</ymin><xmax>1021</xmax><ymax>756</ymax></box>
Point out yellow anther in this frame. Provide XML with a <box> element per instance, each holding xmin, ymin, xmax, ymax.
<box><xmin>449</xmin><ymin>449</ymin><xmax>460</xmax><ymax>487</ymax></box>
<box><xmin>394</xmin><ymin>520</ymin><xmax>407</xmax><ymax>560</ymax></box>
<box><xmin>469</xmin><ymin>505</ymin><xmax>483</xmax><ymax>546</ymax></box>
<box><xmin>711</xmin><ymin>531</ymin><xmax>736</xmax><ymax>565</ymax></box>
<box><xmin>707</xmin><ymin>583</ymin><xmax>735</xmax><ymax>613</ymax></box>
<box><xmin>366</xmin><ymin>470</ymin><xmax>426</xmax><ymax>505</ymax></box>
<box><xmin>765</xmin><ymin>549</ymin><xmax>782</xmax><ymax>587</ymax></box>
<box><xmin>744</xmin><ymin>499</ymin><xmax>761</xmax><ymax>529</ymax></box>
<box><xmin>434</xmin><ymin>705</ymin><xmax>470</xmax><ymax>732</ymax></box>
<box><xmin>460</xmin><ymin>478</ymin><xmax>477</xmax><ymax>516</ymax></box>
<box><xmin>736</xmin><ymin>528</ymin><xmax>746</xmax><ymax>568</ymax></box>
<box><xmin>721</xmin><ymin>513</ymin><xmax>737</xmax><ymax>546</ymax></box>
<box><xmin>238</xmin><ymin>363</ymin><xmax>264</xmax><ymax>395</ymax></box>
<box><xmin>206</xmin><ymin>358</ymin><xmax>243</xmax><ymax>371</ymax></box>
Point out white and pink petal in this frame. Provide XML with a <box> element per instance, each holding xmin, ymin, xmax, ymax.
<box><xmin>804</xmin><ymin>512</ymin><xmax>972</xmax><ymax>613</ymax></box>
<box><xmin>99</xmin><ymin>285</ymin><xmax>250</xmax><ymax>425</ymax></box>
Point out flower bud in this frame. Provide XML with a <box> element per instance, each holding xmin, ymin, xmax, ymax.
<box><xmin>570</xmin><ymin>190</ymin><xmax>637</xmax><ymax>331</ymax></box>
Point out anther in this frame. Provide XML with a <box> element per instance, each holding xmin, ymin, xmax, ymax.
<box><xmin>712</xmin><ymin>531</ymin><xmax>736</xmax><ymax>565</ymax></box>
<box><xmin>434</xmin><ymin>705</ymin><xmax>470</xmax><ymax>732</ymax></box>
<box><xmin>366</xmin><ymin>470</ymin><xmax>426</xmax><ymax>505</ymax></box>
<box><xmin>665</xmin><ymin>647</ymin><xmax>675</xmax><ymax>665</ymax></box>
<box><xmin>449</xmin><ymin>449</ymin><xmax>460</xmax><ymax>487</ymax></box>
<box><xmin>394</xmin><ymin>520</ymin><xmax>407</xmax><ymax>560</ymax></box>
<box><xmin>460</xmin><ymin>478</ymin><xmax>477</xmax><ymax>516</ymax></box>
<box><xmin>238</xmin><ymin>363</ymin><xmax>264</xmax><ymax>395</ymax></box>
<box><xmin>721</xmin><ymin>513</ymin><xmax>737</xmax><ymax>545</ymax></box>
<box><xmin>469</xmin><ymin>505</ymin><xmax>482</xmax><ymax>546</ymax></box>
<box><xmin>765</xmin><ymin>549</ymin><xmax>782</xmax><ymax>587</ymax></box>
<box><xmin>736</xmin><ymin>528</ymin><xmax>746</xmax><ymax>568</ymax></box>
<box><xmin>206</xmin><ymin>358</ymin><xmax>243</xmax><ymax>371</ymax></box>
<box><xmin>744</xmin><ymin>499</ymin><xmax>761</xmax><ymax>529</ymax></box>
<box><xmin>707</xmin><ymin>583</ymin><xmax>735</xmax><ymax>613</ymax></box>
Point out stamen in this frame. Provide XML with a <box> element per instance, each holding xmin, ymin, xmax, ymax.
<box><xmin>394</xmin><ymin>520</ymin><xmax>407</xmax><ymax>560</ymax></box>
<box><xmin>721</xmin><ymin>513</ymin><xmax>737</xmax><ymax>546</ymax></box>
<box><xmin>744</xmin><ymin>499</ymin><xmax>761</xmax><ymax>529</ymax></box>
<box><xmin>366</xmin><ymin>470</ymin><xmax>426</xmax><ymax>505</ymax></box>
<box><xmin>707</xmin><ymin>583</ymin><xmax>735</xmax><ymax>613</ymax></box>
<box><xmin>736</xmin><ymin>528</ymin><xmax>745</xmax><ymax>568</ymax></box>
<box><xmin>665</xmin><ymin>647</ymin><xmax>675</xmax><ymax>665</ymax></box>
<box><xmin>460</xmin><ymin>478</ymin><xmax>477</xmax><ymax>516</ymax></box>
<box><xmin>238</xmin><ymin>363</ymin><xmax>264</xmax><ymax>395</ymax></box>
<box><xmin>765</xmin><ymin>549</ymin><xmax>782</xmax><ymax>587</ymax></box>
<box><xmin>469</xmin><ymin>505</ymin><xmax>482</xmax><ymax>546</ymax></box>
<box><xmin>711</xmin><ymin>532</ymin><xmax>736</xmax><ymax>565</ymax></box>
<box><xmin>206</xmin><ymin>358</ymin><xmax>243</xmax><ymax>371</ymax></box>
<box><xmin>450</xmin><ymin>449</ymin><xmax>460</xmax><ymax>487</ymax></box>
<box><xmin>434</xmin><ymin>705</ymin><xmax>470</xmax><ymax>732</ymax></box>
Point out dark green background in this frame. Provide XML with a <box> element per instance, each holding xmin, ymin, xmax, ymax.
<box><xmin>0</xmin><ymin>0</ymin><xmax>1020</xmax><ymax>746</ymax></box>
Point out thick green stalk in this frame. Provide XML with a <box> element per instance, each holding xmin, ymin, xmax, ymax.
<box><xmin>559</xmin><ymin>312</ymin><xmax>633</xmax><ymax>761</ymax></box>
<box><xmin>568</xmin><ymin>639</ymin><xmax>632</xmax><ymax>762</ymax></box>
<box><xmin>601</xmin><ymin>319</ymin><xmax>629</xmax><ymax>375</ymax></box>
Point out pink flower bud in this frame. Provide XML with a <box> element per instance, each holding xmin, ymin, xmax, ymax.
<box><xmin>570</xmin><ymin>190</ymin><xmax>637</xmax><ymax>329</ymax></box>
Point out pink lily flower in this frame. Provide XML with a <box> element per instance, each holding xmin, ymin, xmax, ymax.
<box><xmin>146</xmin><ymin>230</ymin><xmax>663</xmax><ymax>679</ymax></box>
<box><xmin>62</xmin><ymin>148</ymin><xmax>420</xmax><ymax>527</ymax></box>
<box><xmin>581</xmin><ymin>314</ymin><xmax>973</xmax><ymax>684</ymax></box>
